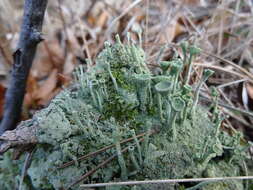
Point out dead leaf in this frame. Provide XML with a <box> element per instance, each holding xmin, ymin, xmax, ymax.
<box><xmin>38</xmin><ymin>88</ymin><xmax>62</xmax><ymax>106</ymax></box>
<box><xmin>57</xmin><ymin>73</ymin><xmax>72</xmax><ymax>87</ymax></box>
<box><xmin>63</xmin><ymin>54</ymin><xmax>76</xmax><ymax>75</ymax></box>
<box><xmin>182</xmin><ymin>0</ymin><xmax>200</xmax><ymax>5</ymax></box>
<box><xmin>34</xmin><ymin>69</ymin><xmax>58</xmax><ymax>104</ymax></box>
<box><xmin>160</xmin><ymin>19</ymin><xmax>185</xmax><ymax>43</ymax></box>
<box><xmin>24</xmin><ymin>75</ymin><xmax>39</xmax><ymax>108</ymax></box>
<box><xmin>87</xmin><ymin>15</ymin><xmax>96</xmax><ymax>26</ymax></box>
<box><xmin>32</xmin><ymin>40</ymin><xmax>64</xmax><ymax>79</ymax></box>
<box><xmin>96</xmin><ymin>11</ymin><xmax>108</xmax><ymax>28</ymax></box>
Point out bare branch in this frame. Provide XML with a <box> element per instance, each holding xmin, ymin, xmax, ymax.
<box><xmin>0</xmin><ymin>0</ymin><xmax>48</xmax><ymax>135</ymax></box>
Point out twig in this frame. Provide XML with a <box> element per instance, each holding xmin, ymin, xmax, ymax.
<box><xmin>0</xmin><ymin>121</ymin><xmax>38</xmax><ymax>154</ymax></box>
<box><xmin>79</xmin><ymin>176</ymin><xmax>253</xmax><ymax>188</ymax></box>
<box><xmin>57</xmin><ymin>131</ymin><xmax>151</xmax><ymax>169</ymax></box>
<box><xmin>66</xmin><ymin>138</ymin><xmax>145</xmax><ymax>190</ymax></box>
<box><xmin>57</xmin><ymin>0</ymin><xmax>68</xmax><ymax>40</ymax></box>
<box><xmin>185</xmin><ymin>181</ymin><xmax>213</xmax><ymax>190</ymax></box>
<box><xmin>106</xmin><ymin>0</ymin><xmax>144</xmax><ymax>36</ymax></box>
<box><xmin>199</xmin><ymin>94</ymin><xmax>253</xmax><ymax>118</ymax></box>
<box><xmin>83</xmin><ymin>0</ymin><xmax>98</xmax><ymax>18</ymax></box>
<box><xmin>94</xmin><ymin>0</ymin><xmax>144</xmax><ymax>57</ymax></box>
<box><xmin>193</xmin><ymin>63</ymin><xmax>252</xmax><ymax>82</ymax></box>
<box><xmin>223</xmin><ymin>108</ymin><xmax>252</xmax><ymax>128</ymax></box>
<box><xmin>201</xmin><ymin>51</ymin><xmax>253</xmax><ymax>81</ymax></box>
<box><xmin>18</xmin><ymin>148</ymin><xmax>35</xmax><ymax>190</ymax></box>
<box><xmin>217</xmin><ymin>79</ymin><xmax>248</xmax><ymax>89</ymax></box>
<box><xmin>0</xmin><ymin>0</ymin><xmax>48</xmax><ymax>135</ymax></box>
<box><xmin>144</xmin><ymin>0</ymin><xmax>150</xmax><ymax>46</ymax></box>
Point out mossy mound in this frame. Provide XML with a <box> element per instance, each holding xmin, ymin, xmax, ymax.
<box><xmin>0</xmin><ymin>36</ymin><xmax>250</xmax><ymax>190</ymax></box>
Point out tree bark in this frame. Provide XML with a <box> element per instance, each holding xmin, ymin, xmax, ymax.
<box><xmin>0</xmin><ymin>0</ymin><xmax>48</xmax><ymax>135</ymax></box>
<box><xmin>0</xmin><ymin>120</ymin><xmax>37</xmax><ymax>155</ymax></box>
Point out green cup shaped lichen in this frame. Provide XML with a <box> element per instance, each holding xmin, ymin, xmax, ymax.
<box><xmin>134</xmin><ymin>73</ymin><xmax>151</xmax><ymax>85</ymax></box>
<box><xmin>170</xmin><ymin>97</ymin><xmax>185</xmax><ymax>141</ymax></box>
<box><xmin>184</xmin><ymin>45</ymin><xmax>201</xmax><ymax>85</ymax></box>
<box><xmin>160</xmin><ymin>61</ymin><xmax>172</xmax><ymax>74</ymax></box>
<box><xmin>170</xmin><ymin>60</ymin><xmax>183</xmax><ymax>76</ymax></box>
<box><xmin>170</xmin><ymin>60</ymin><xmax>183</xmax><ymax>93</ymax></box>
<box><xmin>134</xmin><ymin>73</ymin><xmax>151</xmax><ymax>112</ymax></box>
<box><xmin>2</xmin><ymin>38</ymin><xmax>250</xmax><ymax>190</ymax></box>
<box><xmin>180</xmin><ymin>41</ymin><xmax>189</xmax><ymax>56</ymax></box>
<box><xmin>189</xmin><ymin>46</ymin><xmax>201</xmax><ymax>56</ymax></box>
<box><xmin>154</xmin><ymin>80</ymin><xmax>172</xmax><ymax>96</ymax></box>
<box><xmin>154</xmin><ymin>80</ymin><xmax>172</xmax><ymax>120</ymax></box>
<box><xmin>171</xmin><ymin>97</ymin><xmax>185</xmax><ymax>112</ymax></box>
<box><xmin>203</xmin><ymin>69</ymin><xmax>215</xmax><ymax>81</ymax></box>
<box><xmin>152</xmin><ymin>75</ymin><xmax>171</xmax><ymax>84</ymax></box>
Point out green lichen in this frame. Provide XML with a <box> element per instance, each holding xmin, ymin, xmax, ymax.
<box><xmin>0</xmin><ymin>37</ymin><xmax>251</xmax><ymax>190</ymax></box>
<box><xmin>0</xmin><ymin>151</ymin><xmax>24</xmax><ymax>190</ymax></box>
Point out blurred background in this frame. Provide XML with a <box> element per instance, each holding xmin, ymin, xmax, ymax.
<box><xmin>0</xmin><ymin>0</ymin><xmax>253</xmax><ymax>138</ymax></box>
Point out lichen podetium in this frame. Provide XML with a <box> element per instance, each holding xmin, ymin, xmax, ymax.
<box><xmin>0</xmin><ymin>36</ymin><xmax>251</xmax><ymax>190</ymax></box>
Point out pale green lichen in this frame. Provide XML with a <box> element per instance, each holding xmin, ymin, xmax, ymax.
<box><xmin>0</xmin><ymin>37</ymin><xmax>251</xmax><ymax>190</ymax></box>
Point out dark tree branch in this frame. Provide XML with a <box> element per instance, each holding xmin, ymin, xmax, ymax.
<box><xmin>0</xmin><ymin>0</ymin><xmax>48</xmax><ymax>135</ymax></box>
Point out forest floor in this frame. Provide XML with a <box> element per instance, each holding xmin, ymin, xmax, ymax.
<box><xmin>0</xmin><ymin>0</ymin><xmax>253</xmax><ymax>139</ymax></box>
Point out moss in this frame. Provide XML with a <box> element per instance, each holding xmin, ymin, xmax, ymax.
<box><xmin>111</xmin><ymin>70</ymin><xmax>135</xmax><ymax>92</ymax></box>
<box><xmin>0</xmin><ymin>38</ymin><xmax>250</xmax><ymax>190</ymax></box>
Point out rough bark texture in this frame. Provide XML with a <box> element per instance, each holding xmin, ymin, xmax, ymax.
<box><xmin>0</xmin><ymin>0</ymin><xmax>48</xmax><ymax>135</ymax></box>
<box><xmin>0</xmin><ymin>119</ymin><xmax>37</xmax><ymax>155</ymax></box>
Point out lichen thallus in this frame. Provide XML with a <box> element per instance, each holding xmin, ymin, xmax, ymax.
<box><xmin>57</xmin><ymin>36</ymin><xmax>216</xmax><ymax>189</ymax></box>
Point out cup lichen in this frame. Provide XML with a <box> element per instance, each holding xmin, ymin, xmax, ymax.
<box><xmin>0</xmin><ymin>37</ymin><xmax>251</xmax><ymax>190</ymax></box>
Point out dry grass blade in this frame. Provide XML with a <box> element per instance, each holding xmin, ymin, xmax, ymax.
<box><xmin>66</xmin><ymin>138</ymin><xmax>145</xmax><ymax>190</ymax></box>
<box><xmin>201</xmin><ymin>51</ymin><xmax>253</xmax><ymax>81</ymax></box>
<box><xmin>18</xmin><ymin>148</ymin><xmax>35</xmax><ymax>190</ymax></box>
<box><xmin>199</xmin><ymin>94</ymin><xmax>253</xmax><ymax>118</ymax></box>
<box><xmin>79</xmin><ymin>176</ymin><xmax>253</xmax><ymax>188</ymax></box>
<box><xmin>194</xmin><ymin>63</ymin><xmax>253</xmax><ymax>83</ymax></box>
<box><xmin>106</xmin><ymin>0</ymin><xmax>144</xmax><ymax>35</ymax></box>
<box><xmin>217</xmin><ymin>79</ymin><xmax>248</xmax><ymax>89</ymax></box>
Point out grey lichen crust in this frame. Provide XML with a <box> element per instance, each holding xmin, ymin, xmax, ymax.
<box><xmin>0</xmin><ymin>36</ymin><xmax>250</xmax><ymax>190</ymax></box>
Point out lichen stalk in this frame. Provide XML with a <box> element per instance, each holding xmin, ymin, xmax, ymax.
<box><xmin>143</xmin><ymin>122</ymin><xmax>152</xmax><ymax>160</ymax></box>
<box><xmin>170</xmin><ymin>111</ymin><xmax>178</xmax><ymax>141</ymax></box>
<box><xmin>105</xmin><ymin>62</ymin><xmax>119</xmax><ymax>92</ymax></box>
<box><xmin>114</xmin><ymin>128</ymin><xmax>128</xmax><ymax>180</ymax></box>
<box><xmin>192</xmin><ymin>69</ymin><xmax>214</xmax><ymax>115</ymax></box>
<box><xmin>130</xmin><ymin>129</ymin><xmax>143</xmax><ymax>165</ymax></box>
<box><xmin>128</xmin><ymin>146</ymin><xmax>140</xmax><ymax>171</ymax></box>
<box><xmin>184</xmin><ymin>46</ymin><xmax>201</xmax><ymax>85</ymax></box>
